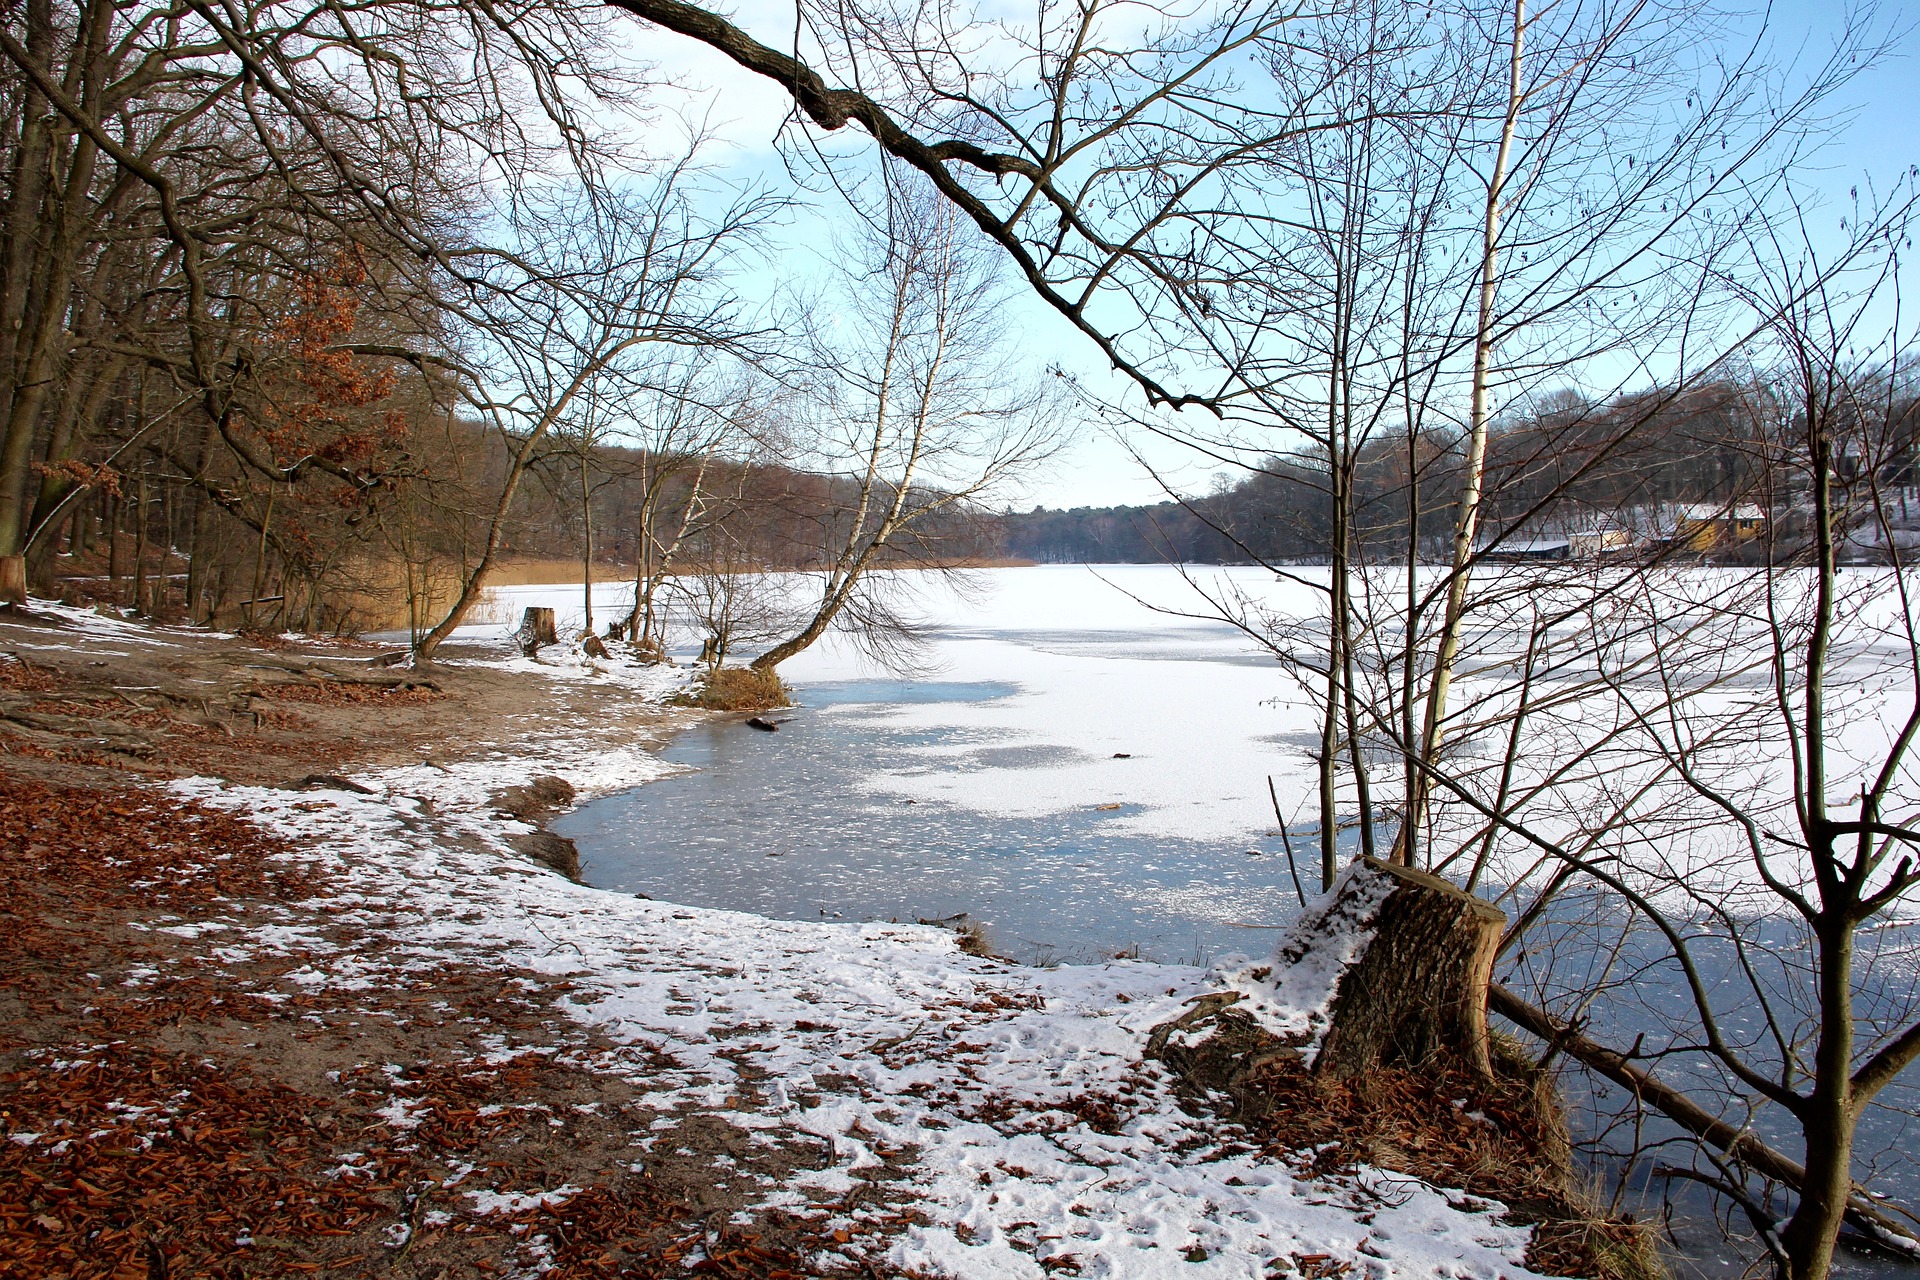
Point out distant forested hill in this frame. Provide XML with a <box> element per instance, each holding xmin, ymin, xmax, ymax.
<box><xmin>998</xmin><ymin>503</ymin><xmax>1242</xmax><ymax>564</ymax></box>
<box><xmin>998</xmin><ymin>456</ymin><xmax>1339</xmax><ymax>565</ymax></box>
<box><xmin>1000</xmin><ymin>382</ymin><xmax>1920</xmax><ymax>566</ymax></box>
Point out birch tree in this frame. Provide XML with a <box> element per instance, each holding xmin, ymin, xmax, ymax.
<box><xmin>748</xmin><ymin>179</ymin><xmax>1061</xmax><ymax>672</ymax></box>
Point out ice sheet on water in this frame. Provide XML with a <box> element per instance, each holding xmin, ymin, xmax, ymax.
<box><xmin>558</xmin><ymin>710</ymin><xmax>1320</xmax><ymax>967</ymax></box>
<box><xmin>441</xmin><ymin>566</ymin><xmax>1325</xmax><ymax>847</ymax></box>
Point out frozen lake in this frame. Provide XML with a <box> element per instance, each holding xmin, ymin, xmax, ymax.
<box><xmin>555</xmin><ymin>679</ymin><xmax>1324</xmax><ymax>966</ymax></box>
<box><xmin>502</xmin><ymin>562</ymin><xmax>1920</xmax><ymax>1278</ymax></box>
<box><xmin>545</xmin><ymin>564</ymin><xmax>1334</xmax><ymax>965</ymax></box>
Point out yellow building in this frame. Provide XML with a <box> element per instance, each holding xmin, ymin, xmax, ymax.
<box><xmin>1673</xmin><ymin>502</ymin><xmax>1766</xmax><ymax>552</ymax></box>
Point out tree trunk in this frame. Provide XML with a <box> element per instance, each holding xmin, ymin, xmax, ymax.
<box><xmin>245</xmin><ymin>489</ymin><xmax>274</xmax><ymax>630</ymax></box>
<box><xmin>1399</xmin><ymin>0</ymin><xmax>1525</xmax><ymax>861</ymax></box>
<box><xmin>1318</xmin><ymin>634</ymin><xmax>1340</xmax><ymax>890</ymax></box>
<box><xmin>580</xmin><ymin>453</ymin><xmax>593</xmax><ymax>634</ymax></box>
<box><xmin>184</xmin><ymin>490</ymin><xmax>206</xmax><ymax>622</ymax></box>
<box><xmin>106</xmin><ymin>490</ymin><xmax>120</xmax><ymax>597</ymax></box>
<box><xmin>417</xmin><ymin>331</ymin><xmax>662</xmax><ymax>664</ymax></box>
<box><xmin>1781</xmin><ymin>922</ymin><xmax>1859</xmax><ymax>1280</ymax></box>
<box><xmin>629</xmin><ymin>467</ymin><xmax>666</xmax><ymax>647</ymax></box>
<box><xmin>1148</xmin><ymin>858</ymin><xmax>1505</xmax><ymax>1118</ymax></box>
<box><xmin>0</xmin><ymin>0</ymin><xmax>57</xmax><ymax>564</ymax></box>
<box><xmin>132</xmin><ymin>472</ymin><xmax>148</xmax><ymax>615</ymax></box>
<box><xmin>750</xmin><ymin>606</ymin><xmax>839</xmax><ymax>672</ymax></box>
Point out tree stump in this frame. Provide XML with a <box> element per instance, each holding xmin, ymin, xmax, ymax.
<box><xmin>1147</xmin><ymin>857</ymin><xmax>1505</xmax><ymax>1115</ymax></box>
<box><xmin>515</xmin><ymin>607</ymin><xmax>557</xmax><ymax>655</ymax></box>
<box><xmin>1306</xmin><ymin>858</ymin><xmax>1504</xmax><ymax>1080</ymax></box>
<box><xmin>0</xmin><ymin>554</ymin><xmax>25</xmax><ymax>607</ymax></box>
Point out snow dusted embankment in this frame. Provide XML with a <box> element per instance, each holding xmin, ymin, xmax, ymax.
<box><xmin>171</xmin><ymin>723</ymin><xmax>1544</xmax><ymax>1280</ymax></box>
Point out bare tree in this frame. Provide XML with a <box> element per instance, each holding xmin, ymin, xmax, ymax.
<box><xmin>1043</xmin><ymin>0</ymin><xmax>1862</xmax><ymax>901</ymax></box>
<box><xmin>534</xmin><ymin>378</ymin><xmax>631</xmax><ymax>638</ymax></box>
<box><xmin>1578</xmin><ymin>197</ymin><xmax>1920</xmax><ymax>1280</ymax></box>
<box><xmin>606</xmin><ymin>0</ymin><xmax>1371</xmax><ymax>414</ymax></box>
<box><xmin>747</xmin><ymin>177</ymin><xmax>1062</xmax><ymax>672</ymax></box>
<box><xmin>413</xmin><ymin>167</ymin><xmax>772</xmax><ymax>661</ymax></box>
<box><xmin>616</xmin><ymin>362</ymin><xmax>768</xmax><ymax>655</ymax></box>
<box><xmin>674</xmin><ymin>523</ymin><xmax>792</xmax><ymax>670</ymax></box>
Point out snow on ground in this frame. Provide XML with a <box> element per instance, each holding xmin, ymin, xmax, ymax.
<box><xmin>454</xmin><ymin>636</ymin><xmax>699</xmax><ymax>701</ymax></box>
<box><xmin>390</xmin><ymin>642</ymin><xmax>701</xmax><ymax>798</ymax></box>
<box><xmin>2</xmin><ymin>597</ymin><xmax>214</xmax><ymax>650</ymax></box>
<box><xmin>160</xmin><ymin>673</ymin><xmax>1546</xmax><ymax>1280</ymax></box>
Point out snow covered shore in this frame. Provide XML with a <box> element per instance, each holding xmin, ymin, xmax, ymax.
<box><xmin>162</xmin><ymin>653</ymin><xmax>1546</xmax><ymax>1280</ymax></box>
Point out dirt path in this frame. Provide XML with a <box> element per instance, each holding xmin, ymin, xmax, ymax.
<box><xmin>0</xmin><ymin>602</ymin><xmax>689</xmax><ymax>787</ymax></box>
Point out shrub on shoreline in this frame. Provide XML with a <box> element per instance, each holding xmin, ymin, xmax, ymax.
<box><xmin>674</xmin><ymin>666</ymin><xmax>791</xmax><ymax>712</ymax></box>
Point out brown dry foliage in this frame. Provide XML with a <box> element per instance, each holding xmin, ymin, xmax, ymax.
<box><xmin>0</xmin><ymin>775</ymin><xmax>342</xmax><ymax>1277</ymax></box>
<box><xmin>0</xmin><ymin>652</ymin><xmax>63</xmax><ymax>692</ymax></box>
<box><xmin>1</xmin><ymin>1046</ymin><xmax>390</xmax><ymax>1279</ymax></box>
<box><xmin>1250</xmin><ymin>1042</ymin><xmax>1659</xmax><ymax>1280</ymax></box>
<box><xmin>675</xmin><ymin>667</ymin><xmax>790</xmax><ymax>712</ymax></box>
<box><xmin>0</xmin><ymin>773</ymin><xmax>317</xmax><ymax>916</ymax></box>
<box><xmin>253</xmin><ymin>679</ymin><xmax>444</xmax><ymax>706</ymax></box>
<box><xmin>25</xmin><ymin>695</ymin><xmax>312</xmax><ymax>740</ymax></box>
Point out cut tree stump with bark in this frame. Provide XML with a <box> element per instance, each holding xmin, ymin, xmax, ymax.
<box><xmin>1310</xmin><ymin>858</ymin><xmax>1504</xmax><ymax>1080</ymax></box>
<box><xmin>0</xmin><ymin>555</ymin><xmax>24</xmax><ymax>607</ymax></box>
<box><xmin>1148</xmin><ymin>857</ymin><xmax>1505</xmax><ymax>1117</ymax></box>
<box><xmin>515</xmin><ymin>607</ymin><xmax>557</xmax><ymax>655</ymax></box>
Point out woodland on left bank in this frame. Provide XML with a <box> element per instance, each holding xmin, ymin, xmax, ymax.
<box><xmin>0</xmin><ymin>0</ymin><xmax>1034</xmax><ymax>657</ymax></box>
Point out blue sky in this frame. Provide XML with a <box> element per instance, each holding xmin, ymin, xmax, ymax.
<box><xmin>624</xmin><ymin>0</ymin><xmax>1920</xmax><ymax>509</ymax></box>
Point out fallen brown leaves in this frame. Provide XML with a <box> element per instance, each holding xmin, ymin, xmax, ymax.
<box><xmin>253</xmin><ymin>680</ymin><xmax>443</xmax><ymax>706</ymax></box>
<box><xmin>1</xmin><ymin>684</ymin><xmax>340</xmax><ymax>779</ymax></box>
<box><xmin>0</xmin><ymin>768</ymin><xmax>902</xmax><ymax>1278</ymax></box>
<box><xmin>0</xmin><ymin>772</ymin><xmax>315</xmax><ymax>929</ymax></box>
<box><xmin>0</xmin><ymin>774</ymin><xmax>351</xmax><ymax>1277</ymax></box>
<box><xmin>0</xmin><ymin>737</ymin><xmax>134</xmax><ymax>771</ymax></box>
<box><xmin>486</xmin><ymin>1186</ymin><xmax>825</xmax><ymax>1279</ymax></box>
<box><xmin>0</xmin><ymin>651</ymin><xmax>62</xmax><ymax>692</ymax></box>
<box><xmin>0</xmin><ymin>1045</ymin><xmax>386</xmax><ymax>1280</ymax></box>
<box><xmin>20</xmin><ymin>695</ymin><xmax>310</xmax><ymax>743</ymax></box>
